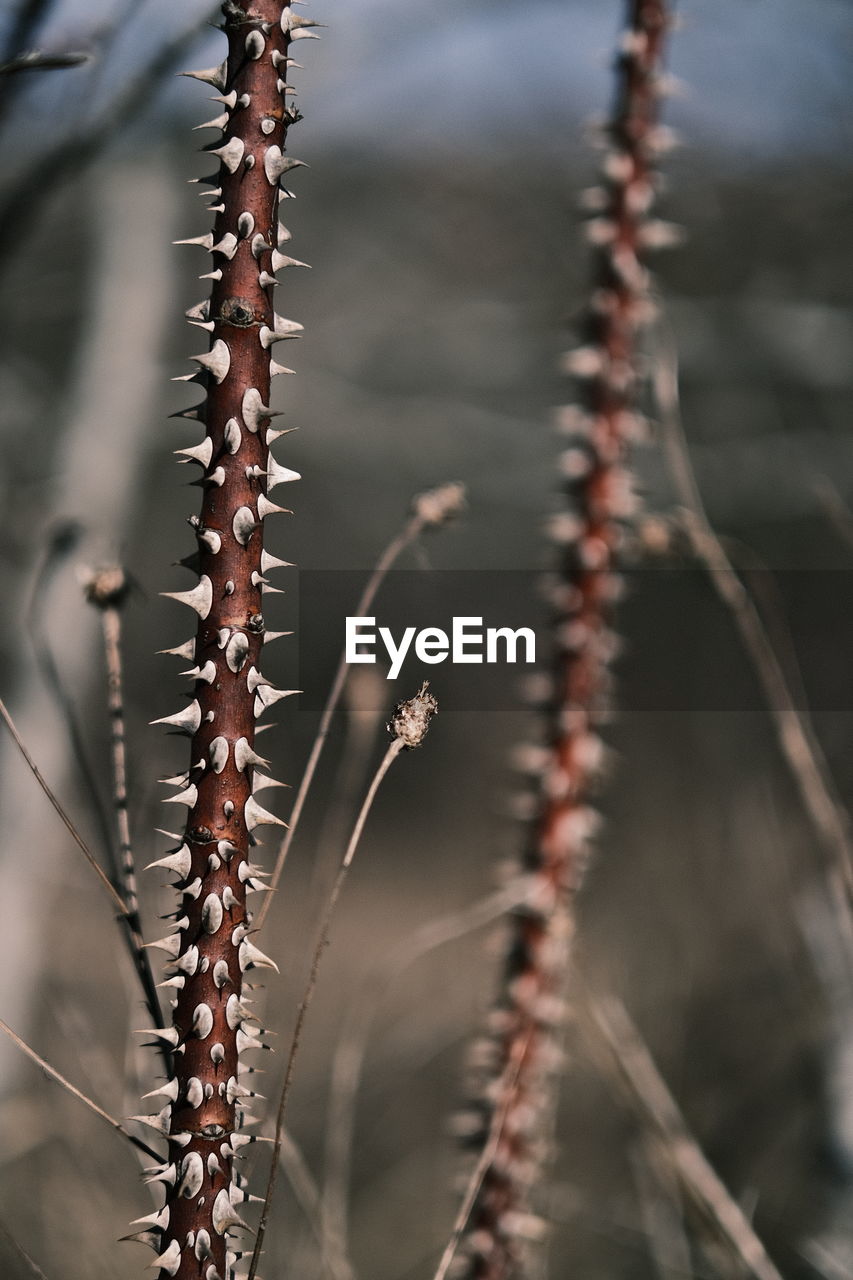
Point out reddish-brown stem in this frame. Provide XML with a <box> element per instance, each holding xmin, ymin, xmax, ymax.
<box><xmin>454</xmin><ymin>6</ymin><xmax>673</xmax><ymax>1277</ymax></box>
<box><xmin>138</xmin><ymin>5</ymin><xmax>318</xmax><ymax>1279</ymax></box>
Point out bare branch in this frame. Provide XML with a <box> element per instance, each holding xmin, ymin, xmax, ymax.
<box><xmin>0</xmin><ymin>1018</ymin><xmax>159</xmax><ymax>1162</ymax></box>
<box><xmin>653</xmin><ymin>329</ymin><xmax>853</xmax><ymax>937</ymax></box>
<box><xmin>255</xmin><ymin>483</ymin><xmax>464</xmax><ymax>933</ymax></box>
<box><xmin>0</xmin><ymin>695</ymin><xmax>128</xmax><ymax>919</ymax></box>
<box><xmin>578</xmin><ymin>989</ymin><xmax>784</xmax><ymax>1280</ymax></box>
<box><xmin>248</xmin><ymin>686</ymin><xmax>437</xmax><ymax>1280</ymax></box>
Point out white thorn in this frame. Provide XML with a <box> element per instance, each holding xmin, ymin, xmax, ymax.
<box><xmin>210</xmin><ymin>136</ymin><xmax>246</xmax><ymax>173</ymax></box>
<box><xmin>174</xmin><ymin>233</ymin><xmax>214</xmax><ymax>250</ymax></box>
<box><xmin>212</xmin><ymin>1187</ymin><xmax>248</xmax><ymax>1235</ymax></box>
<box><xmin>211</xmin><ymin>232</ymin><xmax>239</xmax><ymax>260</ymax></box>
<box><xmin>244</xmin><ymin>795</ymin><xmax>286</xmax><ymax>831</ymax></box>
<box><xmin>241</xmin><ymin>387</ymin><xmax>274</xmax><ymax>432</ymax></box>
<box><xmin>257</xmin><ymin>494</ymin><xmax>289</xmax><ymax>520</ymax></box>
<box><xmin>193</xmin><ymin>111</ymin><xmax>229</xmax><ymax>132</ymax></box>
<box><xmin>179</xmin><ymin>62</ymin><xmax>227</xmax><ymax>90</ymax></box>
<box><xmin>254</xmin><ymin>685</ymin><xmax>299</xmax><ymax>714</ymax></box>
<box><xmin>202</xmin><ymin>893</ymin><xmax>224</xmax><ymax>935</ymax></box>
<box><xmin>238</xmin><ymin>937</ymin><xmax>280</xmax><ymax>973</ymax></box>
<box><xmin>161</xmin><ymin>576</ymin><xmax>213</xmax><ymax>620</ymax></box>
<box><xmin>266</xmin><ymin>455</ymin><xmax>301</xmax><ymax>489</ymax></box>
<box><xmin>260</xmin><ymin>313</ymin><xmax>303</xmax><ymax>345</ymax></box>
<box><xmin>223</xmin><ymin>417</ymin><xmax>242</xmax><ymax>453</ymax></box>
<box><xmin>145</xmin><ymin>845</ymin><xmax>193</xmax><ymax>878</ymax></box>
<box><xmin>163</xmin><ymin>783</ymin><xmax>197</xmax><ymax>808</ymax></box>
<box><xmin>150</xmin><ymin>700</ymin><xmax>203</xmax><ymax>736</ymax></box>
<box><xmin>263</xmin><ymin>145</ymin><xmax>306</xmax><ymax>185</ymax></box>
<box><xmin>209</xmin><ymin>736</ymin><xmax>229</xmax><ymax>773</ymax></box>
<box><xmin>191</xmin><ymin>339</ymin><xmax>231</xmax><ymax>384</ymax></box>
<box><xmin>245</xmin><ymin>29</ymin><xmax>265</xmax><ymax>58</ymax></box>
<box><xmin>142</xmin><ymin>1078</ymin><xmax>180</xmax><ymax>1103</ymax></box>
<box><xmin>175</xmin><ymin>437</ymin><xmax>214</xmax><ymax>467</ymax></box>
<box><xmin>233</xmin><ymin>737</ymin><xmax>268</xmax><ymax>771</ymax></box>
<box><xmin>226</xmin><ymin>632</ymin><xmax>251</xmax><ymax>673</ymax></box>
<box><xmin>192</xmin><ymin>1003</ymin><xmax>214</xmax><ymax>1039</ymax></box>
<box><xmin>158</xmin><ymin>637</ymin><xmax>196</xmax><ymax>660</ymax></box>
<box><xmin>149</xmin><ymin>1239</ymin><xmax>181</xmax><ymax>1275</ymax></box>
<box><xmin>177</xmin><ymin>1151</ymin><xmax>205</xmax><ymax>1199</ymax></box>
<box><xmin>232</xmin><ymin>506</ymin><xmax>257</xmax><ymax>546</ymax></box>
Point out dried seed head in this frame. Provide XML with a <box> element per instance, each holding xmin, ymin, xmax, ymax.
<box><xmin>387</xmin><ymin>682</ymin><xmax>438</xmax><ymax>749</ymax></box>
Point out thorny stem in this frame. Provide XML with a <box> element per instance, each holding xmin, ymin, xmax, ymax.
<box><xmin>0</xmin><ymin>695</ymin><xmax>129</xmax><ymax>919</ymax></box>
<box><xmin>249</xmin><ymin>686</ymin><xmax>437</xmax><ymax>1280</ymax></box>
<box><xmin>322</xmin><ymin>879</ymin><xmax>533</xmax><ymax>1269</ymax></box>
<box><xmin>453</xmin><ymin>5</ymin><xmax>676</xmax><ymax>1277</ymax></box>
<box><xmin>255</xmin><ymin>481</ymin><xmax>464</xmax><ymax>934</ymax></box>
<box><xmin>139</xmin><ymin>5</ymin><xmax>320</xmax><ymax>1280</ymax></box>
<box><xmin>434</xmin><ymin>1030</ymin><xmax>535</xmax><ymax>1280</ymax></box>
<box><xmin>0</xmin><ymin>1017</ymin><xmax>160</xmax><ymax>1163</ymax></box>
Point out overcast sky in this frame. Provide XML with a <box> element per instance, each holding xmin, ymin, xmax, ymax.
<box><xmin>15</xmin><ymin>0</ymin><xmax>853</xmax><ymax>163</ymax></box>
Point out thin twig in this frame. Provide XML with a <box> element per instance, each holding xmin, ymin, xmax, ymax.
<box><xmin>0</xmin><ymin>9</ymin><xmax>218</xmax><ymax>272</ymax></box>
<box><xmin>247</xmin><ymin>738</ymin><xmax>406</xmax><ymax>1280</ymax></box>
<box><xmin>653</xmin><ymin>328</ymin><xmax>853</xmax><ymax>936</ymax></box>
<box><xmin>0</xmin><ymin>50</ymin><xmax>89</xmax><ymax>73</ymax></box>
<box><xmin>323</xmin><ymin>879</ymin><xmax>532</xmax><ymax>1268</ymax></box>
<box><xmin>84</xmin><ymin>568</ymin><xmax>166</xmax><ymax>1056</ymax></box>
<box><xmin>25</xmin><ymin>524</ymin><xmax>118</xmax><ymax>882</ymax></box>
<box><xmin>0</xmin><ymin>696</ymin><xmax>128</xmax><ymax>918</ymax></box>
<box><xmin>431</xmin><ymin>1028</ymin><xmax>534</xmax><ymax>1280</ymax></box>
<box><xmin>813</xmin><ymin>475</ymin><xmax>853</xmax><ymax>559</ymax></box>
<box><xmin>278</xmin><ymin>1130</ymin><xmax>357</xmax><ymax>1280</ymax></box>
<box><xmin>250</xmin><ymin>684</ymin><xmax>437</xmax><ymax>1280</ymax></box>
<box><xmin>0</xmin><ymin>1018</ymin><xmax>159</xmax><ymax>1162</ymax></box>
<box><xmin>578</xmin><ymin>989</ymin><xmax>784</xmax><ymax>1280</ymax></box>
<box><xmin>255</xmin><ymin>512</ymin><xmax>424</xmax><ymax>933</ymax></box>
<box><xmin>0</xmin><ymin>1218</ymin><xmax>49</xmax><ymax>1280</ymax></box>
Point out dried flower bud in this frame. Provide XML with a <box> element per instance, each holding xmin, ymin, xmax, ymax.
<box><xmin>387</xmin><ymin>681</ymin><xmax>438</xmax><ymax>749</ymax></box>
<box><xmin>412</xmin><ymin>481</ymin><xmax>466</xmax><ymax>527</ymax></box>
<box><xmin>81</xmin><ymin>564</ymin><xmax>131</xmax><ymax>609</ymax></box>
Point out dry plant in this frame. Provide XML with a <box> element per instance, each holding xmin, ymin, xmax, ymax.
<box><xmin>0</xmin><ymin>2</ymin><xmax>847</xmax><ymax>1280</ymax></box>
<box><xmin>449</xmin><ymin>5</ymin><xmax>679</xmax><ymax>1276</ymax></box>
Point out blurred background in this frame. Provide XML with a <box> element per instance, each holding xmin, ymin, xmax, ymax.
<box><xmin>0</xmin><ymin>0</ymin><xmax>852</xmax><ymax>1276</ymax></box>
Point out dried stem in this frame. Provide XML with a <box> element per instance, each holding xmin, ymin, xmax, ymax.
<box><xmin>0</xmin><ymin>1018</ymin><xmax>160</xmax><ymax>1162</ymax></box>
<box><xmin>434</xmin><ymin>1028</ymin><xmax>535</xmax><ymax>1280</ymax></box>
<box><xmin>0</xmin><ymin>1217</ymin><xmax>49</xmax><ymax>1280</ymax></box>
<box><xmin>248</xmin><ymin>685</ymin><xmax>437</xmax><ymax>1280</ymax></box>
<box><xmin>578</xmin><ymin>990</ymin><xmax>784</xmax><ymax>1280</ymax></box>
<box><xmin>255</xmin><ymin>481</ymin><xmax>464</xmax><ymax>934</ymax></box>
<box><xmin>322</xmin><ymin>878</ymin><xmax>532</xmax><ymax>1269</ymax></box>
<box><xmin>137</xmin><ymin>6</ymin><xmax>321</xmax><ymax>1279</ymax></box>
<box><xmin>653</xmin><ymin>330</ymin><xmax>853</xmax><ymax>935</ymax></box>
<box><xmin>84</xmin><ymin>567</ymin><xmax>167</xmax><ymax>1054</ymax></box>
<box><xmin>453</xmin><ymin>5</ymin><xmax>675</xmax><ymax>1276</ymax></box>
<box><xmin>0</xmin><ymin>695</ymin><xmax>128</xmax><ymax>919</ymax></box>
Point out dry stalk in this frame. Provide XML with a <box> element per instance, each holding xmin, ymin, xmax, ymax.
<box><xmin>653</xmin><ymin>330</ymin><xmax>853</xmax><ymax>955</ymax></box>
<box><xmin>255</xmin><ymin>481</ymin><xmax>464</xmax><ymax>934</ymax></box>
<box><xmin>132</xmin><ymin>6</ymin><xmax>320</xmax><ymax>1279</ymax></box>
<box><xmin>451</xmin><ymin>5</ymin><xmax>677</xmax><ymax>1276</ymax></box>
<box><xmin>578</xmin><ymin>990</ymin><xmax>784</xmax><ymax>1280</ymax></box>
<box><xmin>247</xmin><ymin>684</ymin><xmax>438</xmax><ymax>1280</ymax></box>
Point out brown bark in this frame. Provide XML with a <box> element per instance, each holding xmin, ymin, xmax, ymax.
<box><xmin>135</xmin><ymin>5</ymin><xmax>316</xmax><ymax>1279</ymax></box>
<box><xmin>455</xmin><ymin>5</ymin><xmax>673</xmax><ymax>1278</ymax></box>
